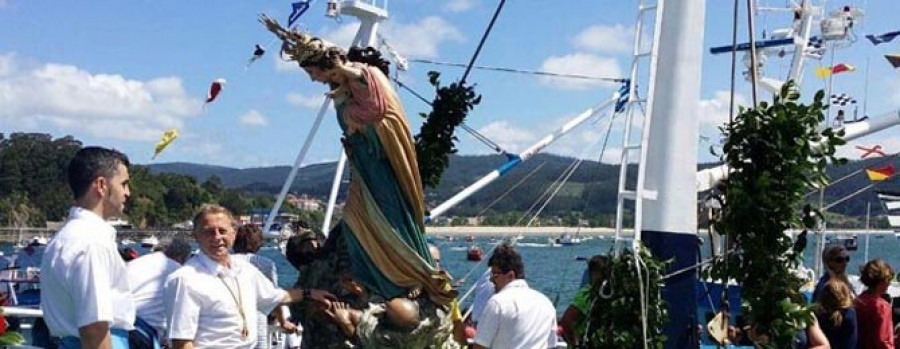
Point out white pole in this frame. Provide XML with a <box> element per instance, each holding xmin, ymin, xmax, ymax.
<box><xmin>641</xmin><ymin>0</ymin><xmax>704</xmax><ymax>234</ymax></box>
<box><xmin>864</xmin><ymin>201</ymin><xmax>871</xmax><ymax>262</ymax></box>
<box><xmin>321</xmin><ymin>153</ymin><xmax>347</xmax><ymax>234</ymax></box>
<box><xmin>263</xmin><ymin>98</ymin><xmax>332</xmax><ymax>234</ymax></box>
<box><xmin>427</xmin><ymin>96</ymin><xmax>618</xmax><ymax>220</ymax></box>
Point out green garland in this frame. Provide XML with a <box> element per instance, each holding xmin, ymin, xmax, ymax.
<box><xmin>705</xmin><ymin>81</ymin><xmax>845</xmax><ymax>347</ymax></box>
<box><xmin>414</xmin><ymin>71</ymin><xmax>481</xmax><ymax>188</ymax></box>
<box><xmin>584</xmin><ymin>243</ymin><xmax>669</xmax><ymax>348</ymax></box>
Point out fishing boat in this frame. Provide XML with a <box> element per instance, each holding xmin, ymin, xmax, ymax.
<box><xmin>557</xmin><ymin>233</ymin><xmax>583</xmax><ymax>246</ymax></box>
<box><xmin>140</xmin><ymin>235</ymin><xmax>159</xmax><ymax>249</ymax></box>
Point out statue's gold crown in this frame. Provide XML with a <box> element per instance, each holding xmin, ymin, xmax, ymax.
<box><xmin>259</xmin><ymin>14</ymin><xmax>340</xmax><ymax>65</ymax></box>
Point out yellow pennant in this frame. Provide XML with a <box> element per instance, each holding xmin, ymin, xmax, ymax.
<box><xmin>815</xmin><ymin>66</ymin><xmax>832</xmax><ymax>79</ymax></box>
<box><xmin>153</xmin><ymin>129</ymin><xmax>179</xmax><ymax>159</ymax></box>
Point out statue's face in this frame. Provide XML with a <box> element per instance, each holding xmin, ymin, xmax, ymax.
<box><xmin>303</xmin><ymin>66</ymin><xmax>330</xmax><ymax>84</ymax></box>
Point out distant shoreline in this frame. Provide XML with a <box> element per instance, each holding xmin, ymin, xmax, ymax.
<box><xmin>424</xmin><ymin>227</ymin><xmax>897</xmax><ymax>238</ymax></box>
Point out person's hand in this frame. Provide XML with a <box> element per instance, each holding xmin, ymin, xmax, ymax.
<box><xmin>279</xmin><ymin>320</ymin><xmax>299</xmax><ymax>334</ymax></box>
<box><xmin>407</xmin><ymin>286</ymin><xmax>422</xmax><ymax>299</ymax></box>
<box><xmin>309</xmin><ymin>289</ymin><xmax>337</xmax><ymax>307</ymax></box>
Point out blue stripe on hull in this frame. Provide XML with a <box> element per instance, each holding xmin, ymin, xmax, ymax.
<box><xmin>642</xmin><ymin>230</ymin><xmax>700</xmax><ymax>348</ymax></box>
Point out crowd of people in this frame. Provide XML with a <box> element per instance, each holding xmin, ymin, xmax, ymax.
<box><xmin>24</xmin><ymin>145</ymin><xmax>564</xmax><ymax>349</ymax></box>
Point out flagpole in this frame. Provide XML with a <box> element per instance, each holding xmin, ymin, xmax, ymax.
<box><xmin>824</xmin><ymin>43</ymin><xmax>837</xmax><ymax>125</ymax></box>
<box><xmin>862</xmin><ymin>56</ymin><xmax>871</xmax><ymax>119</ymax></box>
<box><xmin>864</xmin><ymin>201</ymin><xmax>871</xmax><ymax>262</ymax></box>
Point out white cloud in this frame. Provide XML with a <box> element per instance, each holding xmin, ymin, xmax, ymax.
<box><xmin>322</xmin><ymin>16</ymin><xmax>464</xmax><ymax>59</ymax></box>
<box><xmin>572</xmin><ymin>24</ymin><xmax>633</xmax><ymax>54</ymax></box>
<box><xmin>477</xmin><ymin>121</ymin><xmax>537</xmax><ymax>154</ymax></box>
<box><xmin>698</xmin><ymin>90</ymin><xmax>749</xmax><ymax>128</ymax></box>
<box><xmin>286</xmin><ymin>92</ymin><xmax>326</xmax><ymax>109</ymax></box>
<box><xmin>238</xmin><ymin>110</ymin><xmax>268</xmax><ymax>126</ymax></box>
<box><xmin>0</xmin><ymin>52</ymin><xmax>14</xmax><ymax>76</ymax></box>
<box><xmin>538</xmin><ymin>53</ymin><xmax>623</xmax><ymax>90</ymax></box>
<box><xmin>0</xmin><ymin>55</ymin><xmax>201</xmax><ymax>141</ymax></box>
<box><xmin>443</xmin><ymin>0</ymin><xmax>476</xmax><ymax>13</ymax></box>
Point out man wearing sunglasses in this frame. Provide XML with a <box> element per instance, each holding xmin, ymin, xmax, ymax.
<box><xmin>813</xmin><ymin>245</ymin><xmax>857</xmax><ymax>302</ymax></box>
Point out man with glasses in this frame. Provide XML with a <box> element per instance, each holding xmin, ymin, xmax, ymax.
<box><xmin>473</xmin><ymin>243</ymin><xmax>557</xmax><ymax>349</ymax></box>
<box><xmin>813</xmin><ymin>245</ymin><xmax>856</xmax><ymax>302</ymax></box>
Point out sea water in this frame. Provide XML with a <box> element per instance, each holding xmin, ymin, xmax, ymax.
<box><xmin>7</xmin><ymin>232</ymin><xmax>892</xmax><ymax>315</ymax></box>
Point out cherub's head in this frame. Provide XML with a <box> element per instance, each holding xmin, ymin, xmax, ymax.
<box><xmin>383</xmin><ymin>298</ymin><xmax>420</xmax><ymax>331</ymax></box>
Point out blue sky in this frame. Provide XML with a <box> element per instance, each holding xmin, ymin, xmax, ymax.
<box><xmin>1</xmin><ymin>0</ymin><xmax>899</xmax><ymax>168</ymax></box>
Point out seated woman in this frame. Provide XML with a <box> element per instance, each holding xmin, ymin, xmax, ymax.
<box><xmin>559</xmin><ymin>255</ymin><xmax>609</xmax><ymax>346</ymax></box>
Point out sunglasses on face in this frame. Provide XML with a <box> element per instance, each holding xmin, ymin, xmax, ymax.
<box><xmin>831</xmin><ymin>256</ymin><xmax>850</xmax><ymax>263</ymax></box>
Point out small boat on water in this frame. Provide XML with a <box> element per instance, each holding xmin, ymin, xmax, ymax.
<box><xmin>466</xmin><ymin>245</ymin><xmax>484</xmax><ymax>261</ymax></box>
<box><xmin>557</xmin><ymin>233</ymin><xmax>582</xmax><ymax>246</ymax></box>
<box><xmin>140</xmin><ymin>235</ymin><xmax>159</xmax><ymax>249</ymax></box>
<box><xmin>465</xmin><ymin>235</ymin><xmax>476</xmax><ymax>243</ymax></box>
<box><xmin>831</xmin><ymin>235</ymin><xmax>858</xmax><ymax>251</ymax></box>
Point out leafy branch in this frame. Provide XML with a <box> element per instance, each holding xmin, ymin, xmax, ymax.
<box><xmin>706</xmin><ymin>81</ymin><xmax>845</xmax><ymax>347</ymax></box>
<box><xmin>584</xmin><ymin>243</ymin><xmax>669</xmax><ymax>348</ymax></box>
<box><xmin>414</xmin><ymin>71</ymin><xmax>481</xmax><ymax>188</ymax></box>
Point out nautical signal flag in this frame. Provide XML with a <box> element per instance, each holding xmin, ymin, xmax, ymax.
<box><xmin>830</xmin><ymin>93</ymin><xmax>857</xmax><ymax>106</ymax></box>
<box><xmin>866</xmin><ymin>164</ymin><xmax>895</xmax><ymax>181</ymax></box>
<box><xmin>856</xmin><ymin>145</ymin><xmax>886</xmax><ymax>158</ymax></box>
<box><xmin>816</xmin><ymin>63</ymin><xmax>856</xmax><ymax>79</ymax></box>
<box><xmin>153</xmin><ymin>129</ymin><xmax>179</xmax><ymax>159</ymax></box>
<box><xmin>866</xmin><ymin>30</ymin><xmax>900</xmax><ymax>46</ymax></box>
<box><xmin>206</xmin><ymin>78</ymin><xmax>226</xmax><ymax>104</ymax></box>
<box><xmin>885</xmin><ymin>54</ymin><xmax>900</xmax><ymax>69</ymax></box>
<box><xmin>246</xmin><ymin>44</ymin><xmax>266</xmax><ymax>68</ymax></box>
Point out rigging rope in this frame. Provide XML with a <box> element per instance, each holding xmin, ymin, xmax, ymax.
<box><xmin>410</xmin><ymin>59</ymin><xmax>628</xmax><ymax>82</ymax></box>
<box><xmin>475</xmin><ymin>162</ymin><xmax>548</xmax><ymax>218</ymax></box>
<box><xmin>454</xmin><ymin>111</ymin><xmax>617</xmax><ymax>305</ymax></box>
<box><xmin>390</xmin><ymin>76</ymin><xmax>507</xmax><ymax>154</ymax></box>
<box><xmin>460</xmin><ymin>0</ymin><xmax>507</xmax><ymax>84</ymax></box>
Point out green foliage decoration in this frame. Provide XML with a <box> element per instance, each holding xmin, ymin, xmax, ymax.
<box><xmin>706</xmin><ymin>81</ymin><xmax>846</xmax><ymax>347</ymax></box>
<box><xmin>415</xmin><ymin>71</ymin><xmax>481</xmax><ymax>188</ymax></box>
<box><xmin>584</xmin><ymin>243</ymin><xmax>669</xmax><ymax>348</ymax></box>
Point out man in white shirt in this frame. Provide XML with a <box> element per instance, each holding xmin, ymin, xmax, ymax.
<box><xmin>165</xmin><ymin>204</ymin><xmax>335</xmax><ymax>349</ymax></box>
<box><xmin>473</xmin><ymin>244</ymin><xmax>558</xmax><ymax>349</ymax></box>
<box><xmin>40</xmin><ymin>146</ymin><xmax>135</xmax><ymax>349</ymax></box>
<box><xmin>128</xmin><ymin>238</ymin><xmax>192</xmax><ymax>341</ymax></box>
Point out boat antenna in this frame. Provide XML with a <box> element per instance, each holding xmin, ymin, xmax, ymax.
<box><xmin>746</xmin><ymin>0</ymin><xmax>761</xmax><ymax>105</ymax></box>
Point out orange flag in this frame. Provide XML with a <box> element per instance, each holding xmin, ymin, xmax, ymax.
<box><xmin>867</xmin><ymin>164</ymin><xmax>895</xmax><ymax>181</ymax></box>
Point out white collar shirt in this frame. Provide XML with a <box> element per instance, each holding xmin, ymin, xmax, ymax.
<box><xmin>164</xmin><ymin>252</ymin><xmax>287</xmax><ymax>348</ymax></box>
<box><xmin>128</xmin><ymin>252</ymin><xmax>181</xmax><ymax>335</ymax></box>
<box><xmin>40</xmin><ymin>206</ymin><xmax>135</xmax><ymax>338</ymax></box>
<box><xmin>473</xmin><ymin>279</ymin><xmax>558</xmax><ymax>349</ymax></box>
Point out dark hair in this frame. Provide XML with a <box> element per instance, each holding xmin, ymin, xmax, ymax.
<box><xmin>588</xmin><ymin>255</ymin><xmax>610</xmax><ymax>274</ymax></box>
<box><xmin>347</xmin><ymin>46</ymin><xmax>390</xmax><ymax>76</ymax></box>
<box><xmin>234</xmin><ymin>224</ymin><xmax>264</xmax><ymax>253</ymax></box>
<box><xmin>163</xmin><ymin>237</ymin><xmax>193</xmax><ymax>263</ymax></box>
<box><xmin>67</xmin><ymin>146</ymin><xmax>130</xmax><ymax>199</ymax></box>
<box><xmin>488</xmin><ymin>243</ymin><xmax>524</xmax><ymax>279</ymax></box>
<box><xmin>298</xmin><ymin>45</ymin><xmax>390</xmax><ymax>77</ymax></box>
